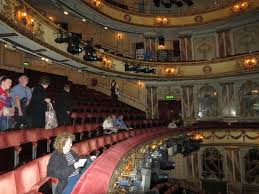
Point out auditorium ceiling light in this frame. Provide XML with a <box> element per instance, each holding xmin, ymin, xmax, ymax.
<box><xmin>64</xmin><ymin>11</ymin><xmax>69</xmax><ymax>15</ymax></box>
<box><xmin>48</xmin><ymin>16</ymin><xmax>54</xmax><ymax>21</ymax></box>
<box><xmin>241</xmin><ymin>56</ymin><xmax>257</xmax><ymax>71</ymax></box>
<box><xmin>104</xmin><ymin>26</ymin><xmax>108</xmax><ymax>30</ymax></box>
<box><xmin>232</xmin><ymin>1</ymin><xmax>249</xmax><ymax>12</ymax></box>
<box><xmin>82</xmin><ymin>18</ymin><xmax>86</xmax><ymax>22</ymax></box>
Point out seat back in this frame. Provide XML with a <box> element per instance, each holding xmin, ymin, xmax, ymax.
<box><xmin>104</xmin><ymin>135</ymin><xmax>112</xmax><ymax>145</ymax></box>
<box><xmin>37</xmin><ymin>154</ymin><xmax>51</xmax><ymax>178</ymax></box>
<box><xmin>96</xmin><ymin>136</ymin><xmax>105</xmax><ymax>149</ymax></box>
<box><xmin>0</xmin><ymin>171</ymin><xmax>17</xmax><ymax>194</ymax></box>
<box><xmin>88</xmin><ymin>138</ymin><xmax>98</xmax><ymax>153</ymax></box>
<box><xmin>14</xmin><ymin>160</ymin><xmax>40</xmax><ymax>194</ymax></box>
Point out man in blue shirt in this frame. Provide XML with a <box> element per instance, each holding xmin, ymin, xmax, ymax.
<box><xmin>112</xmin><ymin>115</ymin><xmax>128</xmax><ymax>130</ymax></box>
<box><xmin>11</xmin><ymin>75</ymin><xmax>32</xmax><ymax>128</ymax></box>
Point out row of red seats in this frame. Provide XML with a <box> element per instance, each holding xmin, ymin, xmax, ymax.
<box><xmin>70</xmin><ymin>112</ymin><xmax>146</xmax><ymax>124</ymax></box>
<box><xmin>72</xmin><ymin>105</ymin><xmax>138</xmax><ymax>113</ymax></box>
<box><xmin>0</xmin><ymin>124</ymin><xmax>100</xmax><ymax>169</ymax></box>
<box><xmin>0</xmin><ymin>128</ymin><xmax>162</xmax><ymax>194</ymax></box>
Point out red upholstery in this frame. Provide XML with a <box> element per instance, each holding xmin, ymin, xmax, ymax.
<box><xmin>37</xmin><ymin>154</ymin><xmax>50</xmax><ymax>178</ymax></box>
<box><xmin>24</xmin><ymin>128</ymin><xmax>41</xmax><ymax>143</ymax></box>
<box><xmin>6</xmin><ymin>130</ymin><xmax>25</xmax><ymax>148</ymax></box>
<box><xmin>123</xmin><ymin>131</ymin><xmax>130</xmax><ymax>139</ymax></box>
<box><xmin>14</xmin><ymin>160</ymin><xmax>41</xmax><ymax>194</ymax></box>
<box><xmin>88</xmin><ymin>138</ymin><xmax>98</xmax><ymax>153</ymax></box>
<box><xmin>118</xmin><ymin>132</ymin><xmax>124</xmax><ymax>141</ymax></box>
<box><xmin>104</xmin><ymin>135</ymin><xmax>112</xmax><ymax>145</ymax></box>
<box><xmin>74</xmin><ymin>141</ymin><xmax>90</xmax><ymax>156</ymax></box>
<box><xmin>111</xmin><ymin>133</ymin><xmax>118</xmax><ymax>143</ymax></box>
<box><xmin>0</xmin><ymin>171</ymin><xmax>17</xmax><ymax>194</ymax></box>
<box><xmin>96</xmin><ymin>136</ymin><xmax>105</xmax><ymax>149</ymax></box>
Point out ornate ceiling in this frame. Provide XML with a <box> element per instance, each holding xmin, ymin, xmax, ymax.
<box><xmin>25</xmin><ymin>0</ymin><xmax>259</xmax><ymax>34</ymax></box>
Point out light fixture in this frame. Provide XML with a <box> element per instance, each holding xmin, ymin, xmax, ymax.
<box><xmin>48</xmin><ymin>16</ymin><xmax>54</xmax><ymax>21</ymax></box>
<box><xmin>241</xmin><ymin>56</ymin><xmax>257</xmax><ymax>71</ymax></box>
<box><xmin>104</xmin><ymin>26</ymin><xmax>108</xmax><ymax>30</ymax></box>
<box><xmin>117</xmin><ymin>33</ymin><xmax>122</xmax><ymax>40</ymax></box>
<box><xmin>155</xmin><ymin>17</ymin><xmax>168</xmax><ymax>25</ymax></box>
<box><xmin>102</xmin><ymin>56</ymin><xmax>112</xmax><ymax>68</ymax></box>
<box><xmin>138</xmin><ymin>81</ymin><xmax>144</xmax><ymax>88</ymax></box>
<box><xmin>93</xmin><ymin>0</ymin><xmax>101</xmax><ymax>7</ymax></box>
<box><xmin>64</xmin><ymin>11</ymin><xmax>69</xmax><ymax>15</ymax></box>
<box><xmin>165</xmin><ymin>67</ymin><xmax>178</xmax><ymax>76</ymax></box>
<box><xmin>232</xmin><ymin>1</ymin><xmax>248</xmax><ymax>12</ymax></box>
<box><xmin>82</xmin><ymin>18</ymin><xmax>86</xmax><ymax>22</ymax></box>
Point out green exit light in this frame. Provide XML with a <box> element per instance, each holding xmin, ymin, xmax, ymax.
<box><xmin>165</xmin><ymin>95</ymin><xmax>175</xmax><ymax>100</ymax></box>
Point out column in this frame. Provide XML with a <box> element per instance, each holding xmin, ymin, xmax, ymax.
<box><xmin>217</xmin><ymin>29</ymin><xmax>232</xmax><ymax>58</ymax></box>
<box><xmin>143</xmin><ymin>32</ymin><xmax>157</xmax><ymax>61</ymax></box>
<box><xmin>179</xmin><ymin>34</ymin><xmax>193</xmax><ymax>61</ymax></box>
<box><xmin>146</xmin><ymin>86</ymin><xmax>158</xmax><ymax>119</ymax></box>
<box><xmin>181</xmin><ymin>85</ymin><xmax>195</xmax><ymax>122</ymax></box>
<box><xmin>221</xmin><ymin>82</ymin><xmax>236</xmax><ymax>118</ymax></box>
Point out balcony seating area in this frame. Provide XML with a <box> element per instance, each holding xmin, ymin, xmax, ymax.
<box><xmin>0</xmin><ymin>127</ymin><xmax>169</xmax><ymax>194</ymax></box>
<box><xmin>0</xmin><ymin>68</ymin><xmax>168</xmax><ymax>193</ymax></box>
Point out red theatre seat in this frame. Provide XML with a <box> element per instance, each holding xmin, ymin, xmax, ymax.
<box><xmin>96</xmin><ymin>136</ymin><xmax>105</xmax><ymax>149</ymax></box>
<box><xmin>0</xmin><ymin>171</ymin><xmax>17</xmax><ymax>194</ymax></box>
<box><xmin>37</xmin><ymin>154</ymin><xmax>50</xmax><ymax>178</ymax></box>
<box><xmin>111</xmin><ymin>133</ymin><xmax>119</xmax><ymax>143</ymax></box>
<box><xmin>88</xmin><ymin>138</ymin><xmax>98</xmax><ymax>153</ymax></box>
<box><xmin>104</xmin><ymin>135</ymin><xmax>112</xmax><ymax>145</ymax></box>
<box><xmin>14</xmin><ymin>160</ymin><xmax>41</xmax><ymax>194</ymax></box>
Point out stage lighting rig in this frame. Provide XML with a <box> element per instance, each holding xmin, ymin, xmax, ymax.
<box><xmin>124</xmin><ymin>63</ymin><xmax>156</xmax><ymax>74</ymax></box>
<box><xmin>83</xmin><ymin>41</ymin><xmax>102</xmax><ymax>61</ymax></box>
<box><xmin>165</xmin><ymin>133</ymin><xmax>202</xmax><ymax>157</ymax></box>
<box><xmin>66</xmin><ymin>33</ymin><xmax>83</xmax><ymax>55</ymax></box>
<box><xmin>55</xmin><ymin>31</ymin><xmax>69</xmax><ymax>43</ymax></box>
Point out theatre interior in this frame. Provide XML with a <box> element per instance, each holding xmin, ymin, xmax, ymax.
<box><xmin>0</xmin><ymin>0</ymin><xmax>259</xmax><ymax>193</ymax></box>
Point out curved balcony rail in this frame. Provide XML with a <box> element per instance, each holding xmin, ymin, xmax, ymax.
<box><xmin>72</xmin><ymin>127</ymin><xmax>259</xmax><ymax>194</ymax></box>
<box><xmin>99</xmin><ymin>0</ymin><xmax>238</xmax><ymax>16</ymax></box>
<box><xmin>0</xmin><ymin>0</ymin><xmax>259</xmax><ymax>80</ymax></box>
<box><xmin>81</xmin><ymin>0</ymin><xmax>259</xmax><ymax>28</ymax></box>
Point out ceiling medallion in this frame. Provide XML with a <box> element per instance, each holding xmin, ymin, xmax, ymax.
<box><xmin>203</xmin><ymin>65</ymin><xmax>212</xmax><ymax>74</ymax></box>
<box><xmin>123</xmin><ymin>14</ymin><xmax>131</xmax><ymax>22</ymax></box>
<box><xmin>194</xmin><ymin>15</ymin><xmax>204</xmax><ymax>24</ymax></box>
<box><xmin>241</xmin><ymin>56</ymin><xmax>257</xmax><ymax>71</ymax></box>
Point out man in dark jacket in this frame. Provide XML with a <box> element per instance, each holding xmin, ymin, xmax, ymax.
<box><xmin>55</xmin><ymin>84</ymin><xmax>72</xmax><ymax>126</ymax></box>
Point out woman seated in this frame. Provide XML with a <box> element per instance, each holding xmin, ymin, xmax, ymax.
<box><xmin>102</xmin><ymin>115</ymin><xmax>118</xmax><ymax>134</ymax></box>
<box><xmin>47</xmin><ymin>133</ymin><xmax>96</xmax><ymax>194</ymax></box>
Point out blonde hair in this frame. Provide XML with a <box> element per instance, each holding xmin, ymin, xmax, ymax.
<box><xmin>53</xmin><ymin>133</ymin><xmax>75</xmax><ymax>152</ymax></box>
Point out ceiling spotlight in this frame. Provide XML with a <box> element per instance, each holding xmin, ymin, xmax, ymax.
<box><xmin>82</xmin><ymin>18</ymin><xmax>86</xmax><ymax>22</ymax></box>
<box><xmin>41</xmin><ymin>57</ymin><xmax>45</xmax><ymax>61</ymax></box>
<box><xmin>64</xmin><ymin>11</ymin><xmax>68</xmax><ymax>15</ymax></box>
<box><xmin>104</xmin><ymin>26</ymin><xmax>108</xmax><ymax>30</ymax></box>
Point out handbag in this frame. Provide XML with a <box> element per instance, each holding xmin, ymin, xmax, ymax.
<box><xmin>45</xmin><ymin>102</ymin><xmax>58</xmax><ymax>129</ymax></box>
<box><xmin>2</xmin><ymin>106</ymin><xmax>15</xmax><ymax>117</ymax></box>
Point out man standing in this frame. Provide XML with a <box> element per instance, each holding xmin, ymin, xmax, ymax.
<box><xmin>110</xmin><ymin>80</ymin><xmax>119</xmax><ymax>101</ymax></box>
<box><xmin>11</xmin><ymin>75</ymin><xmax>32</xmax><ymax>129</ymax></box>
<box><xmin>55</xmin><ymin>83</ymin><xmax>72</xmax><ymax>126</ymax></box>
